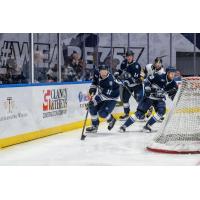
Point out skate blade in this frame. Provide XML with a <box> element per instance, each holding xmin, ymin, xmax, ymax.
<box><xmin>143</xmin><ymin>129</ymin><xmax>151</xmax><ymax>133</ymax></box>
<box><xmin>119</xmin><ymin>128</ymin><xmax>125</xmax><ymax>133</ymax></box>
<box><xmin>85</xmin><ymin>130</ymin><xmax>98</xmax><ymax>134</ymax></box>
<box><xmin>141</xmin><ymin>128</ymin><xmax>157</xmax><ymax>133</ymax></box>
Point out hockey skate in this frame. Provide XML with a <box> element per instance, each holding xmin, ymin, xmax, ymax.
<box><xmin>119</xmin><ymin>125</ymin><xmax>126</xmax><ymax>133</ymax></box>
<box><xmin>108</xmin><ymin>116</ymin><xmax>116</xmax><ymax>131</ymax></box>
<box><xmin>86</xmin><ymin>126</ymin><xmax>98</xmax><ymax>133</ymax></box>
<box><xmin>143</xmin><ymin>124</ymin><xmax>152</xmax><ymax>133</ymax></box>
<box><xmin>158</xmin><ymin>116</ymin><xmax>164</xmax><ymax>123</ymax></box>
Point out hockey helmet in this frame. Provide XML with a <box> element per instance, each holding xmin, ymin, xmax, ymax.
<box><xmin>154</xmin><ymin>57</ymin><xmax>162</xmax><ymax>64</ymax></box>
<box><xmin>166</xmin><ymin>66</ymin><xmax>176</xmax><ymax>73</ymax></box>
<box><xmin>126</xmin><ymin>50</ymin><xmax>134</xmax><ymax>57</ymax></box>
<box><xmin>99</xmin><ymin>64</ymin><xmax>109</xmax><ymax>71</ymax></box>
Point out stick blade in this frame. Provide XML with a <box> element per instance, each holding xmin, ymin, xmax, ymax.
<box><xmin>81</xmin><ymin>134</ymin><xmax>87</xmax><ymax>140</ymax></box>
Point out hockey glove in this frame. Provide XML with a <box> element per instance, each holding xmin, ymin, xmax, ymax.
<box><xmin>114</xmin><ymin>71</ymin><xmax>120</xmax><ymax>79</ymax></box>
<box><xmin>123</xmin><ymin>81</ymin><xmax>129</xmax><ymax>87</ymax></box>
<box><xmin>167</xmin><ymin>87</ymin><xmax>177</xmax><ymax>100</ymax></box>
<box><xmin>156</xmin><ymin>89</ymin><xmax>165</xmax><ymax>98</ymax></box>
<box><xmin>89</xmin><ymin>87</ymin><xmax>97</xmax><ymax>96</ymax></box>
<box><xmin>144</xmin><ymin>86</ymin><xmax>151</xmax><ymax>97</ymax></box>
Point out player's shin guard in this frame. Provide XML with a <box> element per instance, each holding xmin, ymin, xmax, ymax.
<box><xmin>91</xmin><ymin>115</ymin><xmax>99</xmax><ymax>126</ymax></box>
<box><xmin>120</xmin><ymin>103</ymin><xmax>130</xmax><ymax>120</ymax></box>
<box><xmin>146</xmin><ymin>116</ymin><xmax>157</xmax><ymax>126</ymax></box>
<box><xmin>119</xmin><ymin>115</ymin><xmax>136</xmax><ymax>132</ymax></box>
<box><xmin>144</xmin><ymin>113</ymin><xmax>161</xmax><ymax>132</ymax></box>
<box><xmin>123</xmin><ymin>103</ymin><xmax>130</xmax><ymax>115</ymax></box>
<box><xmin>86</xmin><ymin>115</ymin><xmax>99</xmax><ymax>133</ymax></box>
<box><xmin>124</xmin><ymin>115</ymin><xmax>136</xmax><ymax>127</ymax></box>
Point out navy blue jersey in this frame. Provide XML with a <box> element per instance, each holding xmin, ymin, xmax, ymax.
<box><xmin>118</xmin><ymin>59</ymin><xmax>142</xmax><ymax>87</ymax></box>
<box><xmin>145</xmin><ymin>73</ymin><xmax>178</xmax><ymax>100</ymax></box>
<box><xmin>90</xmin><ymin>69</ymin><xmax>120</xmax><ymax>100</ymax></box>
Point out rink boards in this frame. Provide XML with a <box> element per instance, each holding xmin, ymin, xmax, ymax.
<box><xmin>0</xmin><ymin>82</ymin><xmax>127</xmax><ymax>148</ymax></box>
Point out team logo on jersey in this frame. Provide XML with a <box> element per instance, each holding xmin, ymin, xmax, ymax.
<box><xmin>149</xmin><ymin>75</ymin><xmax>154</xmax><ymax>80</ymax></box>
<box><xmin>109</xmin><ymin>81</ymin><xmax>113</xmax><ymax>86</ymax></box>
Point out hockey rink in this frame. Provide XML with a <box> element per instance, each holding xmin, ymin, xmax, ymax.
<box><xmin>0</xmin><ymin>120</ymin><xmax>200</xmax><ymax>166</ymax></box>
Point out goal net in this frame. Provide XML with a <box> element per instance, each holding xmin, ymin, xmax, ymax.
<box><xmin>147</xmin><ymin>77</ymin><xmax>200</xmax><ymax>154</ymax></box>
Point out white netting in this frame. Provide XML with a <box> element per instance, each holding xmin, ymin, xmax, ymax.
<box><xmin>147</xmin><ymin>77</ymin><xmax>200</xmax><ymax>153</ymax></box>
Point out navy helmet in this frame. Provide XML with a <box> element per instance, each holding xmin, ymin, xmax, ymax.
<box><xmin>126</xmin><ymin>50</ymin><xmax>134</xmax><ymax>57</ymax></box>
<box><xmin>99</xmin><ymin>64</ymin><xmax>109</xmax><ymax>71</ymax></box>
<box><xmin>166</xmin><ymin>66</ymin><xmax>176</xmax><ymax>73</ymax></box>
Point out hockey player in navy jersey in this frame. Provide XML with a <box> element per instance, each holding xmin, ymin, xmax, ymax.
<box><xmin>119</xmin><ymin>66</ymin><xmax>178</xmax><ymax>133</ymax></box>
<box><xmin>86</xmin><ymin>65</ymin><xmax>120</xmax><ymax>133</ymax></box>
<box><xmin>143</xmin><ymin>57</ymin><xmax>166</xmax><ymax>120</ymax></box>
<box><xmin>114</xmin><ymin>50</ymin><xmax>143</xmax><ymax>120</ymax></box>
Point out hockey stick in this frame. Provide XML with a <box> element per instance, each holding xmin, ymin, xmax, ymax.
<box><xmin>80</xmin><ymin>107</ymin><xmax>89</xmax><ymax>140</ymax></box>
<box><xmin>117</xmin><ymin>77</ymin><xmax>136</xmax><ymax>100</ymax></box>
<box><xmin>80</xmin><ymin>92</ymin><xmax>95</xmax><ymax>140</ymax></box>
<box><xmin>159</xmin><ymin>55</ymin><xmax>168</xmax><ymax>59</ymax></box>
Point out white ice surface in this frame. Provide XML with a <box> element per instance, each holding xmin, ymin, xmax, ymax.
<box><xmin>0</xmin><ymin>120</ymin><xmax>200</xmax><ymax>166</ymax></box>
